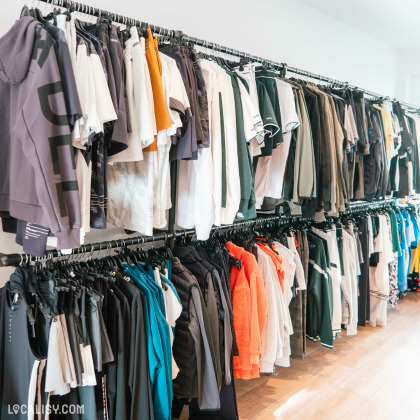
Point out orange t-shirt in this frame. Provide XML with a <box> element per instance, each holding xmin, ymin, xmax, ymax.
<box><xmin>143</xmin><ymin>28</ymin><xmax>171</xmax><ymax>152</ymax></box>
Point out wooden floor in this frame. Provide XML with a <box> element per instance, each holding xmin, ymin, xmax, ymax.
<box><xmin>235</xmin><ymin>293</ymin><xmax>420</xmax><ymax>420</ymax></box>
<box><xmin>179</xmin><ymin>293</ymin><xmax>420</xmax><ymax>420</ymax></box>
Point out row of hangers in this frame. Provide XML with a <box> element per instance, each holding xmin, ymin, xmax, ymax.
<box><xmin>16</xmin><ymin>199</ymin><xmax>413</xmax><ymax>273</ymax></box>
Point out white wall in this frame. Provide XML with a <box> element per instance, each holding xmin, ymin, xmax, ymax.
<box><xmin>395</xmin><ymin>48</ymin><xmax>420</xmax><ymax>104</ymax></box>
<box><xmin>0</xmin><ymin>0</ymin><xmax>399</xmax><ymax>282</ymax></box>
<box><xmin>2</xmin><ymin>0</ymin><xmax>399</xmax><ymax>93</ymax></box>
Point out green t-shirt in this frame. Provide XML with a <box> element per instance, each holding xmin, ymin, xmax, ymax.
<box><xmin>388</xmin><ymin>210</ymin><xmax>401</xmax><ymax>254</ymax></box>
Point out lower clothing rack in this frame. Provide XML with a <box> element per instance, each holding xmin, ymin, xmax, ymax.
<box><xmin>0</xmin><ymin>199</ymin><xmax>398</xmax><ymax>267</ymax></box>
<box><xmin>0</xmin><ymin>215</ymin><xmax>283</xmax><ymax>267</ymax></box>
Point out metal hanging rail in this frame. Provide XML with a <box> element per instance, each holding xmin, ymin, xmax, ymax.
<box><xmin>0</xmin><ymin>214</ymin><xmax>283</xmax><ymax>267</ymax></box>
<box><xmin>37</xmin><ymin>0</ymin><xmax>420</xmax><ymax>112</ymax></box>
<box><xmin>0</xmin><ymin>198</ymin><xmax>398</xmax><ymax>267</ymax></box>
<box><xmin>338</xmin><ymin>198</ymin><xmax>396</xmax><ymax>214</ymax></box>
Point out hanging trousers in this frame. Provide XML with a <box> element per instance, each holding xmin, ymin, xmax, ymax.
<box><xmin>357</xmin><ymin>217</ymin><xmax>370</xmax><ymax>326</ymax></box>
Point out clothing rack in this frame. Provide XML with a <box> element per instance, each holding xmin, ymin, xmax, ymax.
<box><xmin>7</xmin><ymin>2</ymin><xmax>414</xmax><ymax>267</ymax></box>
<box><xmin>339</xmin><ymin>198</ymin><xmax>396</xmax><ymax>215</ymax></box>
<box><xmin>37</xmin><ymin>0</ymin><xmax>420</xmax><ymax>112</ymax></box>
<box><xmin>0</xmin><ymin>199</ymin><xmax>398</xmax><ymax>267</ymax></box>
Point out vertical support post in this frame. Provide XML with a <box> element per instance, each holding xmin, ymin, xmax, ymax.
<box><xmin>168</xmin><ymin>160</ymin><xmax>178</xmax><ymax>249</ymax></box>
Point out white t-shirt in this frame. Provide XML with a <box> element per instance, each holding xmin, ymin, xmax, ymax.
<box><xmin>159</xmin><ymin>52</ymin><xmax>190</xmax><ymax>136</ymax></box>
<box><xmin>257</xmin><ymin>247</ymin><xmax>281</xmax><ymax>373</ymax></box>
<box><xmin>262</xmin><ymin>79</ymin><xmax>300</xmax><ymax>200</ymax></box>
<box><xmin>72</xmin><ymin>42</ymin><xmax>98</xmax><ymax>148</ymax></box>
<box><xmin>341</xmin><ymin>228</ymin><xmax>359</xmax><ymax>335</ymax></box>
<box><xmin>312</xmin><ymin>227</ymin><xmax>343</xmax><ymax>335</ymax></box>
<box><xmin>175</xmin><ymin>59</ymin><xmax>215</xmax><ymax>239</ymax></box>
<box><xmin>108</xmin><ymin>29</ymin><xmax>142</xmax><ymax>163</ymax></box>
<box><xmin>216</xmin><ymin>64</ymin><xmax>240</xmax><ymax>224</ymax></box>
<box><xmin>176</xmin><ymin>59</ymin><xmax>240</xmax><ymax>234</ymax></box>
<box><xmin>176</xmin><ymin>147</ymin><xmax>214</xmax><ymax>239</ymax></box>
<box><xmin>107</xmin><ymin>35</ymin><xmax>158</xmax><ymax>235</ymax></box>
<box><xmin>201</xmin><ymin>60</ymin><xmax>222</xmax><ymax>226</ymax></box>
<box><xmin>369</xmin><ymin>215</ymin><xmax>394</xmax><ymax>328</ymax></box>
<box><xmin>107</xmin><ymin>154</ymin><xmax>157</xmax><ymax>236</ymax></box>
<box><xmin>235</xmin><ymin>64</ymin><xmax>264</xmax><ymax>143</ymax></box>
<box><xmin>273</xmin><ymin>241</ymin><xmax>295</xmax><ymax>367</ymax></box>
<box><xmin>287</xmin><ymin>236</ymin><xmax>306</xmax><ymax>290</ymax></box>
<box><xmin>155</xmin><ymin>52</ymin><xmax>190</xmax><ymax>229</ymax></box>
<box><xmin>90</xmin><ymin>50</ymin><xmax>117</xmax><ymax>128</ymax></box>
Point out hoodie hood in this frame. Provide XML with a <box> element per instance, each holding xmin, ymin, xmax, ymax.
<box><xmin>0</xmin><ymin>16</ymin><xmax>40</xmax><ymax>84</ymax></box>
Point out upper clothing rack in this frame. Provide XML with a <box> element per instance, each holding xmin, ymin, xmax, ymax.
<box><xmin>0</xmin><ymin>199</ymin><xmax>398</xmax><ymax>267</ymax></box>
<box><xmin>37</xmin><ymin>0</ymin><xmax>420</xmax><ymax>112</ymax></box>
<box><xmin>2</xmin><ymin>1</ymin><xmax>414</xmax><ymax>267</ymax></box>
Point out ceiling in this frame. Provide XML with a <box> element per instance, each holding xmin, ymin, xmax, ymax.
<box><xmin>298</xmin><ymin>0</ymin><xmax>420</xmax><ymax>51</ymax></box>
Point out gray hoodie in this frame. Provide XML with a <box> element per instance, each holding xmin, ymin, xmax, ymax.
<box><xmin>0</xmin><ymin>17</ymin><xmax>81</xmax><ymax>249</ymax></box>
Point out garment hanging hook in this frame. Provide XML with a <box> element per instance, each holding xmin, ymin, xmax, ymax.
<box><xmin>95</xmin><ymin>243</ymin><xmax>102</xmax><ymax>259</ymax></box>
<box><xmin>87</xmin><ymin>245</ymin><xmax>94</xmax><ymax>260</ymax></box>
<box><xmin>77</xmin><ymin>245</ymin><xmax>84</xmax><ymax>260</ymax></box>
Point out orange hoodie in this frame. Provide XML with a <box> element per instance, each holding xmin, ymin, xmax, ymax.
<box><xmin>227</xmin><ymin>242</ymin><xmax>268</xmax><ymax>379</ymax></box>
<box><xmin>227</xmin><ymin>244</ymin><xmax>252</xmax><ymax>378</ymax></box>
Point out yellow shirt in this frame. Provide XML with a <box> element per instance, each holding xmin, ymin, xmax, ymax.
<box><xmin>373</xmin><ymin>105</ymin><xmax>397</xmax><ymax>161</ymax></box>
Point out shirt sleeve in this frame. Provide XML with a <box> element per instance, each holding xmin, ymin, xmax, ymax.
<box><xmin>168</xmin><ymin>57</ymin><xmax>191</xmax><ymax>129</ymax></box>
<box><xmin>256</xmin><ymin>80</ymin><xmax>280</xmax><ymax>140</ymax></box>
<box><xmin>237</xmin><ymin>78</ymin><xmax>264</xmax><ymax>143</ymax></box>
<box><xmin>277</xmin><ymin>80</ymin><xmax>300</xmax><ymax>133</ymax></box>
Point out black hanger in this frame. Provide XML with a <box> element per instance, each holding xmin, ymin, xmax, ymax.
<box><xmin>22</xmin><ymin>6</ymin><xmax>48</xmax><ymax>25</ymax></box>
<box><xmin>239</xmin><ymin>57</ymin><xmax>246</xmax><ymax>72</ymax></box>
